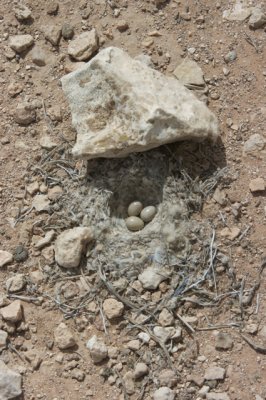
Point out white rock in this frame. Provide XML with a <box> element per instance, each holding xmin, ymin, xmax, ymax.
<box><xmin>9</xmin><ymin>34</ymin><xmax>34</xmax><ymax>53</ymax></box>
<box><xmin>54</xmin><ymin>322</ymin><xmax>76</xmax><ymax>349</ymax></box>
<box><xmin>243</xmin><ymin>134</ymin><xmax>265</xmax><ymax>155</ymax></box>
<box><xmin>174</xmin><ymin>58</ymin><xmax>205</xmax><ymax>87</ymax></box>
<box><xmin>1</xmin><ymin>300</ymin><xmax>23</xmax><ymax>323</ymax></box>
<box><xmin>204</xmin><ymin>366</ymin><xmax>226</xmax><ymax>381</ymax></box>
<box><xmin>32</xmin><ymin>194</ymin><xmax>51</xmax><ymax>212</ymax></box>
<box><xmin>153</xmin><ymin>326</ymin><xmax>171</xmax><ymax>343</ymax></box>
<box><xmin>0</xmin><ymin>330</ymin><xmax>8</xmax><ymax>350</ymax></box>
<box><xmin>206</xmin><ymin>393</ymin><xmax>231</xmax><ymax>400</ymax></box>
<box><xmin>0</xmin><ymin>360</ymin><xmax>22</xmax><ymax>399</ymax></box>
<box><xmin>249</xmin><ymin>8</ymin><xmax>266</xmax><ymax>29</ymax></box>
<box><xmin>137</xmin><ymin>332</ymin><xmax>150</xmax><ymax>343</ymax></box>
<box><xmin>103</xmin><ymin>298</ymin><xmax>124</xmax><ymax>319</ymax></box>
<box><xmin>14</xmin><ymin>4</ymin><xmax>32</xmax><ymax>21</ymax></box>
<box><xmin>138</xmin><ymin>266</ymin><xmax>169</xmax><ymax>290</ymax></box>
<box><xmin>6</xmin><ymin>274</ymin><xmax>26</xmax><ymax>292</ymax></box>
<box><xmin>134</xmin><ymin>53</ymin><xmax>154</xmax><ymax>68</ymax></box>
<box><xmin>86</xmin><ymin>335</ymin><xmax>108</xmax><ymax>363</ymax></box>
<box><xmin>153</xmin><ymin>386</ymin><xmax>175</xmax><ymax>400</ymax></box>
<box><xmin>68</xmin><ymin>30</ymin><xmax>99</xmax><ymax>61</ymax></box>
<box><xmin>54</xmin><ymin>227</ymin><xmax>93</xmax><ymax>268</ymax></box>
<box><xmin>61</xmin><ymin>47</ymin><xmax>218</xmax><ymax>160</ymax></box>
<box><xmin>223</xmin><ymin>4</ymin><xmax>252</xmax><ymax>21</ymax></box>
<box><xmin>0</xmin><ymin>251</ymin><xmax>13</xmax><ymax>268</ymax></box>
<box><xmin>134</xmin><ymin>362</ymin><xmax>149</xmax><ymax>379</ymax></box>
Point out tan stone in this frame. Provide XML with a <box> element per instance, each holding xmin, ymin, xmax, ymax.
<box><xmin>26</xmin><ymin>181</ymin><xmax>39</xmax><ymax>196</ymax></box>
<box><xmin>249</xmin><ymin>177</ymin><xmax>265</xmax><ymax>193</ymax></box>
<box><xmin>158</xmin><ymin>308</ymin><xmax>174</xmax><ymax>327</ymax></box>
<box><xmin>54</xmin><ymin>227</ymin><xmax>93</xmax><ymax>268</ymax></box>
<box><xmin>68</xmin><ymin>30</ymin><xmax>99</xmax><ymax>61</ymax></box>
<box><xmin>6</xmin><ymin>274</ymin><xmax>26</xmax><ymax>292</ymax></box>
<box><xmin>48</xmin><ymin>186</ymin><xmax>63</xmax><ymax>201</ymax></box>
<box><xmin>0</xmin><ymin>251</ymin><xmax>13</xmax><ymax>268</ymax></box>
<box><xmin>220</xmin><ymin>226</ymin><xmax>241</xmax><ymax>241</ymax></box>
<box><xmin>1</xmin><ymin>300</ymin><xmax>23</xmax><ymax>322</ymax></box>
<box><xmin>34</xmin><ymin>230</ymin><xmax>55</xmax><ymax>249</ymax></box>
<box><xmin>54</xmin><ymin>322</ymin><xmax>76</xmax><ymax>349</ymax></box>
<box><xmin>9</xmin><ymin>34</ymin><xmax>34</xmax><ymax>53</ymax></box>
<box><xmin>32</xmin><ymin>194</ymin><xmax>51</xmax><ymax>212</ymax></box>
<box><xmin>103</xmin><ymin>298</ymin><xmax>124</xmax><ymax>319</ymax></box>
<box><xmin>14</xmin><ymin>102</ymin><xmax>36</xmax><ymax>125</ymax></box>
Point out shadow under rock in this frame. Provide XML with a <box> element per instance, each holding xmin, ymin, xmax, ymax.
<box><xmin>164</xmin><ymin>137</ymin><xmax>227</xmax><ymax>180</ymax></box>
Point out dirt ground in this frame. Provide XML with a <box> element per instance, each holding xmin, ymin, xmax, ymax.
<box><xmin>0</xmin><ymin>0</ymin><xmax>265</xmax><ymax>399</ymax></box>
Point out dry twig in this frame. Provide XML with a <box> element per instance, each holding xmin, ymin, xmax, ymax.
<box><xmin>240</xmin><ymin>334</ymin><xmax>266</xmax><ymax>354</ymax></box>
<box><xmin>176</xmin><ymin>313</ymin><xmax>195</xmax><ymax>334</ymax></box>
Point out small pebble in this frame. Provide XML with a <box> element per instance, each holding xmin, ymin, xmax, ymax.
<box><xmin>128</xmin><ymin>201</ymin><xmax>143</xmax><ymax>217</ymax></box>
<box><xmin>134</xmin><ymin>362</ymin><xmax>149</xmax><ymax>379</ymax></box>
<box><xmin>62</xmin><ymin>23</ymin><xmax>74</xmax><ymax>40</ymax></box>
<box><xmin>140</xmin><ymin>206</ymin><xmax>156</xmax><ymax>222</ymax></box>
<box><xmin>13</xmin><ymin>245</ymin><xmax>28</xmax><ymax>262</ymax></box>
<box><xmin>126</xmin><ymin>216</ymin><xmax>144</xmax><ymax>231</ymax></box>
<box><xmin>210</xmin><ymin>92</ymin><xmax>220</xmax><ymax>100</ymax></box>
<box><xmin>224</xmin><ymin>50</ymin><xmax>237</xmax><ymax>63</ymax></box>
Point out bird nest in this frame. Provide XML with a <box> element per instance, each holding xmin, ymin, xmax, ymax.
<box><xmin>38</xmin><ymin>142</ymin><xmax>226</xmax><ymax>314</ymax></box>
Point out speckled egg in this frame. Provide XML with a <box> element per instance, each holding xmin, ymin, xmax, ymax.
<box><xmin>125</xmin><ymin>216</ymin><xmax>145</xmax><ymax>231</ymax></box>
<box><xmin>140</xmin><ymin>206</ymin><xmax>157</xmax><ymax>223</ymax></box>
<box><xmin>127</xmin><ymin>201</ymin><xmax>143</xmax><ymax>217</ymax></box>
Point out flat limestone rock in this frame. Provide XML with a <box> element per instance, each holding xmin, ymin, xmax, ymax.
<box><xmin>9</xmin><ymin>34</ymin><xmax>34</xmax><ymax>53</ymax></box>
<box><xmin>61</xmin><ymin>47</ymin><xmax>218</xmax><ymax>160</ymax></box>
<box><xmin>0</xmin><ymin>361</ymin><xmax>22</xmax><ymax>399</ymax></box>
<box><xmin>223</xmin><ymin>2</ymin><xmax>252</xmax><ymax>21</ymax></box>
<box><xmin>68</xmin><ymin>30</ymin><xmax>99</xmax><ymax>61</ymax></box>
<box><xmin>173</xmin><ymin>58</ymin><xmax>205</xmax><ymax>87</ymax></box>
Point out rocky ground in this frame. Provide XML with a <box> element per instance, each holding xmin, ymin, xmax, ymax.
<box><xmin>0</xmin><ymin>0</ymin><xmax>266</xmax><ymax>399</ymax></box>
